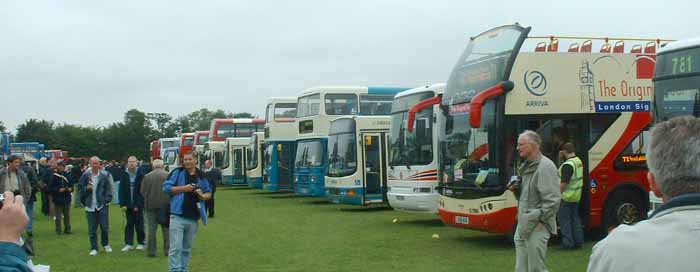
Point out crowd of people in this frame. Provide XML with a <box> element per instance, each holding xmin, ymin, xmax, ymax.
<box><xmin>1</xmin><ymin>116</ymin><xmax>700</xmax><ymax>271</ymax></box>
<box><xmin>0</xmin><ymin>151</ymin><xmax>219</xmax><ymax>272</ymax></box>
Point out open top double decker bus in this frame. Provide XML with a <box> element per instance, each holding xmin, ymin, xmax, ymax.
<box><xmin>325</xmin><ymin>116</ymin><xmax>392</xmax><ymax>205</ymax></box>
<box><xmin>387</xmin><ymin>83</ymin><xmax>445</xmax><ymax>213</ymax></box>
<box><xmin>650</xmin><ymin>38</ymin><xmax>699</xmax><ymax>211</ymax></box>
<box><xmin>437</xmin><ymin>24</ymin><xmax>665</xmax><ymax>238</ymax></box>
<box><xmin>262</xmin><ymin>97</ymin><xmax>298</xmax><ymax>192</ymax></box>
<box><xmin>246</xmin><ymin>132</ymin><xmax>265</xmax><ymax>189</ymax></box>
<box><xmin>222</xmin><ymin>137</ymin><xmax>250</xmax><ymax>186</ymax></box>
<box><xmin>294</xmin><ymin>86</ymin><xmax>407</xmax><ymax>197</ymax></box>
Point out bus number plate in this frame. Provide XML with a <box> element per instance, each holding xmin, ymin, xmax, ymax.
<box><xmin>455</xmin><ymin>216</ymin><xmax>469</xmax><ymax>225</ymax></box>
<box><xmin>396</xmin><ymin>196</ymin><xmax>404</xmax><ymax>201</ymax></box>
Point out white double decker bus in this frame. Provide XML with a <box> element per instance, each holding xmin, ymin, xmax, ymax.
<box><xmin>294</xmin><ymin>86</ymin><xmax>406</xmax><ymax>196</ymax></box>
<box><xmin>387</xmin><ymin>83</ymin><xmax>445</xmax><ymax>213</ymax></box>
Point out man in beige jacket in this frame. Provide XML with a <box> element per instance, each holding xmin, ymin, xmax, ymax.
<box><xmin>509</xmin><ymin>130</ymin><xmax>561</xmax><ymax>272</ymax></box>
<box><xmin>140</xmin><ymin>159</ymin><xmax>171</xmax><ymax>257</ymax></box>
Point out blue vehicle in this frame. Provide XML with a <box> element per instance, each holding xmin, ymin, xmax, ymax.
<box><xmin>293</xmin><ymin>86</ymin><xmax>407</xmax><ymax>197</ymax></box>
<box><xmin>9</xmin><ymin>142</ymin><xmax>45</xmax><ymax>161</ymax></box>
<box><xmin>0</xmin><ymin>133</ymin><xmax>9</xmax><ymax>160</ymax></box>
<box><xmin>262</xmin><ymin>97</ymin><xmax>298</xmax><ymax>192</ymax></box>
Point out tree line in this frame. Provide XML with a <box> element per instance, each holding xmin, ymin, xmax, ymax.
<box><xmin>8</xmin><ymin>108</ymin><xmax>255</xmax><ymax>161</ymax></box>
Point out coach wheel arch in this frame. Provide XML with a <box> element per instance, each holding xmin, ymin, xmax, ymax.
<box><xmin>601</xmin><ymin>182</ymin><xmax>649</xmax><ymax>235</ymax></box>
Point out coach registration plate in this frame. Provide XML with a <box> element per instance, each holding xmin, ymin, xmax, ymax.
<box><xmin>455</xmin><ymin>216</ymin><xmax>469</xmax><ymax>225</ymax></box>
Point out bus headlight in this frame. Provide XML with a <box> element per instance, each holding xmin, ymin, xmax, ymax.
<box><xmin>310</xmin><ymin>175</ymin><xmax>319</xmax><ymax>183</ymax></box>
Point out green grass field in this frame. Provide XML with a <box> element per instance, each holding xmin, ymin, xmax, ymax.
<box><xmin>28</xmin><ymin>188</ymin><xmax>594</xmax><ymax>271</ymax></box>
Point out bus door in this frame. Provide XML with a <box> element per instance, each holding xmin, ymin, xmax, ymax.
<box><xmin>233</xmin><ymin>147</ymin><xmax>248</xmax><ymax>183</ymax></box>
<box><xmin>361</xmin><ymin>132</ymin><xmax>388</xmax><ymax>204</ymax></box>
<box><xmin>278</xmin><ymin>142</ymin><xmax>295</xmax><ymax>189</ymax></box>
<box><xmin>515</xmin><ymin>117</ymin><xmax>589</xmax><ymax>223</ymax></box>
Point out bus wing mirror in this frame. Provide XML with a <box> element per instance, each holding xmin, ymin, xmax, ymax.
<box><xmin>469</xmin><ymin>81</ymin><xmax>514</xmax><ymax>128</ymax></box>
<box><xmin>407</xmin><ymin>94</ymin><xmax>443</xmax><ymax>132</ymax></box>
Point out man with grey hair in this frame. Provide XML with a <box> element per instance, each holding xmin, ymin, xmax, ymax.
<box><xmin>140</xmin><ymin>159</ymin><xmax>171</xmax><ymax>257</ymax></box>
<box><xmin>509</xmin><ymin>130</ymin><xmax>561</xmax><ymax>272</ymax></box>
<box><xmin>588</xmin><ymin>116</ymin><xmax>700</xmax><ymax>272</ymax></box>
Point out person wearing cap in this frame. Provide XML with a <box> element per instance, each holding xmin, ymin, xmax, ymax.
<box><xmin>49</xmin><ymin>162</ymin><xmax>73</xmax><ymax>235</ymax></box>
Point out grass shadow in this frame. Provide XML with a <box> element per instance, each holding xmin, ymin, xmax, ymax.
<box><xmin>400</xmin><ymin>218</ymin><xmax>445</xmax><ymax>227</ymax></box>
<box><xmin>302</xmin><ymin>199</ymin><xmax>334</xmax><ymax>205</ymax></box>
<box><xmin>454</xmin><ymin>234</ymin><xmax>512</xmax><ymax>249</ymax></box>
<box><xmin>339</xmin><ymin>206</ymin><xmax>393</xmax><ymax>212</ymax></box>
<box><xmin>218</xmin><ymin>186</ymin><xmax>251</xmax><ymax>191</ymax></box>
<box><xmin>265</xmin><ymin>194</ymin><xmax>300</xmax><ymax>199</ymax></box>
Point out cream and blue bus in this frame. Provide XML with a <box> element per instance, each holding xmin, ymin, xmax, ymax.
<box><xmin>326</xmin><ymin>116</ymin><xmax>392</xmax><ymax>205</ymax></box>
<box><xmin>246</xmin><ymin>132</ymin><xmax>265</xmax><ymax>189</ymax></box>
<box><xmin>387</xmin><ymin>83</ymin><xmax>445</xmax><ymax>213</ymax></box>
<box><xmin>221</xmin><ymin>137</ymin><xmax>250</xmax><ymax>186</ymax></box>
<box><xmin>262</xmin><ymin>97</ymin><xmax>298</xmax><ymax>192</ymax></box>
<box><xmin>294</xmin><ymin>86</ymin><xmax>407</xmax><ymax>197</ymax></box>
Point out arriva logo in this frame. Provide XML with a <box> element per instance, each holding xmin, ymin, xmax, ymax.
<box><xmin>524</xmin><ymin>70</ymin><xmax>547</xmax><ymax>96</ymax></box>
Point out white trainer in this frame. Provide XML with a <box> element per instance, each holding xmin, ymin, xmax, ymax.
<box><xmin>135</xmin><ymin>244</ymin><xmax>145</xmax><ymax>250</ymax></box>
<box><xmin>104</xmin><ymin>245</ymin><xmax>113</xmax><ymax>253</ymax></box>
<box><xmin>89</xmin><ymin>250</ymin><xmax>98</xmax><ymax>256</ymax></box>
<box><xmin>121</xmin><ymin>245</ymin><xmax>133</xmax><ymax>252</ymax></box>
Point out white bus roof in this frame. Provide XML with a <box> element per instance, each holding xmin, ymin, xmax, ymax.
<box><xmin>395</xmin><ymin>83</ymin><xmax>445</xmax><ymax>99</ymax></box>
<box><xmin>658</xmin><ymin>38</ymin><xmax>700</xmax><ymax>54</ymax></box>
<box><xmin>267</xmin><ymin>97</ymin><xmax>297</xmax><ymax>104</ymax></box>
<box><xmin>298</xmin><ymin>86</ymin><xmax>408</xmax><ymax>96</ymax></box>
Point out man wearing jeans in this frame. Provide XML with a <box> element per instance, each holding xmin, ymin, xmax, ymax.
<box><xmin>163</xmin><ymin>152</ymin><xmax>211</xmax><ymax>272</ymax></box>
<box><xmin>557</xmin><ymin>143</ymin><xmax>584</xmax><ymax>249</ymax></box>
<box><xmin>119</xmin><ymin>156</ymin><xmax>146</xmax><ymax>252</ymax></box>
<box><xmin>78</xmin><ymin>156</ymin><xmax>113</xmax><ymax>256</ymax></box>
<box><xmin>141</xmin><ymin>159</ymin><xmax>170</xmax><ymax>257</ymax></box>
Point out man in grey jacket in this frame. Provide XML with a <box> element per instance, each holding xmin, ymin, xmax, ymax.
<box><xmin>509</xmin><ymin>130</ymin><xmax>561</xmax><ymax>272</ymax></box>
<box><xmin>0</xmin><ymin>155</ymin><xmax>32</xmax><ymax>204</ymax></box>
<box><xmin>140</xmin><ymin>159</ymin><xmax>171</xmax><ymax>257</ymax></box>
<box><xmin>588</xmin><ymin>116</ymin><xmax>700</xmax><ymax>272</ymax></box>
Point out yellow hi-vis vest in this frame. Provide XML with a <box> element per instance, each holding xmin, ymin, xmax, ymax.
<box><xmin>560</xmin><ymin>156</ymin><xmax>583</xmax><ymax>203</ymax></box>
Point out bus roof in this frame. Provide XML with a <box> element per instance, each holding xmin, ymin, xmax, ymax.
<box><xmin>395</xmin><ymin>83</ymin><xmax>445</xmax><ymax>99</ymax></box>
<box><xmin>298</xmin><ymin>86</ymin><xmax>408</xmax><ymax>96</ymax></box>
<box><xmin>658</xmin><ymin>38</ymin><xmax>700</xmax><ymax>54</ymax></box>
<box><xmin>268</xmin><ymin>97</ymin><xmax>297</xmax><ymax>104</ymax></box>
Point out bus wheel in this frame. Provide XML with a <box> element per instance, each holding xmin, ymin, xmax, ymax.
<box><xmin>602</xmin><ymin>190</ymin><xmax>645</xmax><ymax>235</ymax></box>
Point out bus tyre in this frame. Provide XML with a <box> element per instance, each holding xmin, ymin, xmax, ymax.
<box><xmin>602</xmin><ymin>190</ymin><xmax>646</xmax><ymax>236</ymax></box>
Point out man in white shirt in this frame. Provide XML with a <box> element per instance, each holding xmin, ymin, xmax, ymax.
<box><xmin>78</xmin><ymin>156</ymin><xmax>114</xmax><ymax>256</ymax></box>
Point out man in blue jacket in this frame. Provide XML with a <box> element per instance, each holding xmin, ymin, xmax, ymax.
<box><xmin>119</xmin><ymin>156</ymin><xmax>146</xmax><ymax>251</ymax></box>
<box><xmin>78</xmin><ymin>156</ymin><xmax>114</xmax><ymax>256</ymax></box>
<box><xmin>0</xmin><ymin>191</ymin><xmax>32</xmax><ymax>272</ymax></box>
<box><xmin>163</xmin><ymin>151</ymin><xmax>212</xmax><ymax>272</ymax></box>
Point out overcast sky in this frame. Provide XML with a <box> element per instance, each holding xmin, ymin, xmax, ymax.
<box><xmin>1</xmin><ymin>0</ymin><xmax>696</xmax><ymax>132</ymax></box>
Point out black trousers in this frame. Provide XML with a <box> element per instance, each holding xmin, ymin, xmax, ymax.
<box><xmin>206</xmin><ymin>191</ymin><xmax>215</xmax><ymax>217</ymax></box>
<box><xmin>124</xmin><ymin>209</ymin><xmax>145</xmax><ymax>245</ymax></box>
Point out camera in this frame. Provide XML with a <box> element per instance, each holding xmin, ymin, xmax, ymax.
<box><xmin>0</xmin><ymin>194</ymin><xmax>4</xmax><ymax>210</ymax></box>
<box><xmin>507</xmin><ymin>175</ymin><xmax>521</xmax><ymax>188</ymax></box>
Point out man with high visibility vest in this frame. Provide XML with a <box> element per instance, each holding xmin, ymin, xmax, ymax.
<box><xmin>557</xmin><ymin>142</ymin><xmax>584</xmax><ymax>249</ymax></box>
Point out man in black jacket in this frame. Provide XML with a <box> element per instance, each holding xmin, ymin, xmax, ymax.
<box><xmin>49</xmin><ymin>162</ymin><xmax>73</xmax><ymax>235</ymax></box>
<box><xmin>118</xmin><ymin>156</ymin><xmax>145</xmax><ymax>251</ymax></box>
<box><xmin>204</xmin><ymin>159</ymin><xmax>220</xmax><ymax>218</ymax></box>
<box><xmin>19</xmin><ymin>158</ymin><xmax>39</xmax><ymax>237</ymax></box>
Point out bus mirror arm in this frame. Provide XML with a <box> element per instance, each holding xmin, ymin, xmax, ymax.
<box><xmin>407</xmin><ymin>94</ymin><xmax>443</xmax><ymax>132</ymax></box>
<box><xmin>469</xmin><ymin>81</ymin><xmax>514</xmax><ymax>128</ymax></box>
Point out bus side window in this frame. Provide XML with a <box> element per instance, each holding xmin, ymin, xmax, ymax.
<box><xmin>614</xmin><ymin>129</ymin><xmax>649</xmax><ymax>171</ymax></box>
<box><xmin>589</xmin><ymin>114</ymin><xmax>619</xmax><ymax>146</ymax></box>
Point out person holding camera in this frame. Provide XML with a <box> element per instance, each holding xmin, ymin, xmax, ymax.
<box><xmin>78</xmin><ymin>156</ymin><xmax>114</xmax><ymax>256</ymax></box>
<box><xmin>0</xmin><ymin>155</ymin><xmax>31</xmax><ymax>205</ymax></box>
<box><xmin>508</xmin><ymin>130</ymin><xmax>561</xmax><ymax>272</ymax></box>
<box><xmin>49</xmin><ymin>162</ymin><xmax>73</xmax><ymax>235</ymax></box>
<box><xmin>0</xmin><ymin>191</ymin><xmax>32</xmax><ymax>272</ymax></box>
<box><xmin>163</xmin><ymin>152</ymin><xmax>212</xmax><ymax>272</ymax></box>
